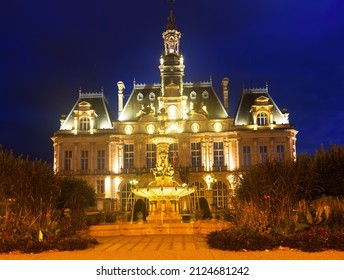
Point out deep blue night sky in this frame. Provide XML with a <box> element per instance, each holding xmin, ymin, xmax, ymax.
<box><xmin>1</xmin><ymin>0</ymin><xmax>343</xmax><ymax>163</ymax></box>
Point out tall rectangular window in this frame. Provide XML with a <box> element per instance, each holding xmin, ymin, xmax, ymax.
<box><xmin>242</xmin><ymin>146</ymin><xmax>251</xmax><ymax>166</ymax></box>
<box><xmin>277</xmin><ymin>145</ymin><xmax>285</xmax><ymax>161</ymax></box>
<box><xmin>146</xmin><ymin>144</ymin><xmax>156</xmax><ymax>168</ymax></box>
<box><xmin>96</xmin><ymin>179</ymin><xmax>105</xmax><ymax>194</ymax></box>
<box><xmin>213</xmin><ymin>142</ymin><xmax>224</xmax><ymax>167</ymax></box>
<box><xmin>168</xmin><ymin>143</ymin><xmax>178</xmax><ymax>166</ymax></box>
<box><xmin>124</xmin><ymin>144</ymin><xmax>134</xmax><ymax>169</ymax></box>
<box><xmin>191</xmin><ymin>142</ymin><xmax>201</xmax><ymax>167</ymax></box>
<box><xmin>259</xmin><ymin>145</ymin><xmax>268</xmax><ymax>163</ymax></box>
<box><xmin>64</xmin><ymin>150</ymin><xmax>72</xmax><ymax>170</ymax></box>
<box><xmin>97</xmin><ymin>150</ymin><xmax>105</xmax><ymax>170</ymax></box>
<box><xmin>81</xmin><ymin>150</ymin><xmax>89</xmax><ymax>170</ymax></box>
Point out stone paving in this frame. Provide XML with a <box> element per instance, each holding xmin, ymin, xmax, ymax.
<box><xmin>2</xmin><ymin>234</ymin><xmax>344</xmax><ymax>260</ymax></box>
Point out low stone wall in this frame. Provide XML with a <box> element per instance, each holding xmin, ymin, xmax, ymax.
<box><xmin>88</xmin><ymin>221</ymin><xmax>230</xmax><ymax>236</ymax></box>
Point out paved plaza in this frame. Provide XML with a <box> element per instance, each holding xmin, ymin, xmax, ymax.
<box><xmin>2</xmin><ymin>234</ymin><xmax>344</xmax><ymax>260</ymax></box>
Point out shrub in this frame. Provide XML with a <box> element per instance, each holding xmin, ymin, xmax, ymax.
<box><xmin>207</xmin><ymin>226</ymin><xmax>344</xmax><ymax>252</ymax></box>
<box><xmin>207</xmin><ymin>228</ymin><xmax>283</xmax><ymax>251</ymax></box>
<box><xmin>0</xmin><ymin>234</ymin><xmax>98</xmax><ymax>254</ymax></box>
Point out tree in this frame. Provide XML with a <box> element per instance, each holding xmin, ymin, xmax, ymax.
<box><xmin>0</xmin><ymin>146</ymin><xmax>60</xmax><ymax>238</ymax></box>
<box><xmin>56</xmin><ymin>177</ymin><xmax>96</xmax><ymax>229</ymax></box>
<box><xmin>313</xmin><ymin>144</ymin><xmax>344</xmax><ymax>197</ymax></box>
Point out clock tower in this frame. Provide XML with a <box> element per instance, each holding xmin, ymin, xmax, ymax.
<box><xmin>159</xmin><ymin>6</ymin><xmax>185</xmax><ymax>97</ymax></box>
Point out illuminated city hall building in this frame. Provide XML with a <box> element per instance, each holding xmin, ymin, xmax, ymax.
<box><xmin>52</xmin><ymin>9</ymin><xmax>297</xmax><ymax>214</ymax></box>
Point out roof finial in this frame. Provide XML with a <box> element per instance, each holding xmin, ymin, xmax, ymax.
<box><xmin>169</xmin><ymin>0</ymin><xmax>175</xmax><ymax>11</ymax></box>
<box><xmin>165</xmin><ymin>0</ymin><xmax>177</xmax><ymax>30</ymax></box>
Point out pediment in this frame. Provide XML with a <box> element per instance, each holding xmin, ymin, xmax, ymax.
<box><xmin>254</xmin><ymin>96</ymin><xmax>270</xmax><ymax>104</ymax></box>
<box><xmin>78</xmin><ymin>101</ymin><xmax>92</xmax><ymax>109</ymax></box>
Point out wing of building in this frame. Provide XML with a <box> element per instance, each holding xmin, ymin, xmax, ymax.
<box><xmin>52</xmin><ymin>8</ymin><xmax>297</xmax><ymax>213</ymax></box>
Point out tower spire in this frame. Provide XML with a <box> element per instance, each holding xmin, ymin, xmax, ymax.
<box><xmin>165</xmin><ymin>0</ymin><xmax>177</xmax><ymax>31</ymax></box>
<box><xmin>160</xmin><ymin>0</ymin><xmax>184</xmax><ymax>96</ymax></box>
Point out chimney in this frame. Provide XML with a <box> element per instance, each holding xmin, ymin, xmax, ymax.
<box><xmin>117</xmin><ymin>81</ymin><xmax>125</xmax><ymax>116</ymax></box>
<box><xmin>222</xmin><ymin>77</ymin><xmax>229</xmax><ymax>114</ymax></box>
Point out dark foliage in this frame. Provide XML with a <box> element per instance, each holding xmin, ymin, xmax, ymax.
<box><xmin>199</xmin><ymin>197</ymin><xmax>212</xmax><ymax>219</ymax></box>
<box><xmin>207</xmin><ymin>227</ymin><xmax>344</xmax><ymax>252</ymax></box>
<box><xmin>207</xmin><ymin>228</ymin><xmax>283</xmax><ymax>251</ymax></box>
<box><xmin>0</xmin><ymin>235</ymin><xmax>98</xmax><ymax>254</ymax></box>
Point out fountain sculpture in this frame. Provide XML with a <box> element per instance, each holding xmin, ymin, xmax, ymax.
<box><xmin>131</xmin><ymin>136</ymin><xmax>194</xmax><ymax>223</ymax></box>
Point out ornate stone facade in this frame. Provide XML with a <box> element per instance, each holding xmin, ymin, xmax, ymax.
<box><xmin>52</xmin><ymin>8</ymin><xmax>297</xmax><ymax>214</ymax></box>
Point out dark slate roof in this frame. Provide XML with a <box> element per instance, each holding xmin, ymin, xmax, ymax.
<box><xmin>118</xmin><ymin>81</ymin><xmax>228</xmax><ymax>121</ymax></box>
<box><xmin>165</xmin><ymin>10</ymin><xmax>178</xmax><ymax>31</ymax></box>
<box><xmin>119</xmin><ymin>84</ymin><xmax>161</xmax><ymax>121</ymax></box>
<box><xmin>60</xmin><ymin>91</ymin><xmax>115</xmax><ymax>130</ymax></box>
<box><xmin>234</xmin><ymin>87</ymin><xmax>288</xmax><ymax>126</ymax></box>
<box><xmin>183</xmin><ymin>82</ymin><xmax>228</xmax><ymax>119</ymax></box>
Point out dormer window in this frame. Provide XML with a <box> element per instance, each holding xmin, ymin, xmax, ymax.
<box><xmin>202</xmin><ymin>90</ymin><xmax>209</xmax><ymax>99</ymax></box>
<box><xmin>149</xmin><ymin>92</ymin><xmax>155</xmax><ymax>101</ymax></box>
<box><xmin>80</xmin><ymin>117</ymin><xmax>90</xmax><ymax>130</ymax></box>
<box><xmin>137</xmin><ymin>92</ymin><xmax>144</xmax><ymax>101</ymax></box>
<box><xmin>257</xmin><ymin>112</ymin><xmax>268</xmax><ymax>126</ymax></box>
<box><xmin>190</xmin><ymin>91</ymin><xmax>197</xmax><ymax>100</ymax></box>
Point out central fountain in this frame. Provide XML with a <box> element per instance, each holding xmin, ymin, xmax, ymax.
<box><xmin>88</xmin><ymin>135</ymin><xmax>230</xmax><ymax>236</ymax></box>
<box><xmin>131</xmin><ymin>136</ymin><xmax>194</xmax><ymax>223</ymax></box>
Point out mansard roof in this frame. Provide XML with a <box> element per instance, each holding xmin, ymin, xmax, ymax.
<box><xmin>60</xmin><ymin>90</ymin><xmax>115</xmax><ymax>130</ymax></box>
<box><xmin>118</xmin><ymin>81</ymin><xmax>228</xmax><ymax>121</ymax></box>
<box><xmin>234</xmin><ymin>86</ymin><xmax>289</xmax><ymax>126</ymax></box>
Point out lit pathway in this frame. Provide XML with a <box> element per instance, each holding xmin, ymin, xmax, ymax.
<box><xmin>1</xmin><ymin>235</ymin><xmax>344</xmax><ymax>260</ymax></box>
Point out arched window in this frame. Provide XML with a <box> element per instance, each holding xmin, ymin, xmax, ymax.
<box><xmin>212</xmin><ymin>181</ymin><xmax>228</xmax><ymax>209</ymax></box>
<box><xmin>190</xmin><ymin>181</ymin><xmax>205</xmax><ymax>210</ymax></box>
<box><xmin>79</xmin><ymin>117</ymin><xmax>90</xmax><ymax>130</ymax></box>
<box><xmin>257</xmin><ymin>112</ymin><xmax>268</xmax><ymax>126</ymax></box>
<box><xmin>121</xmin><ymin>183</ymin><xmax>135</xmax><ymax>211</ymax></box>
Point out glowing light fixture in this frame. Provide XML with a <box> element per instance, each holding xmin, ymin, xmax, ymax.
<box><xmin>213</xmin><ymin>122</ymin><xmax>222</xmax><ymax>132</ymax></box>
<box><xmin>114</xmin><ymin>177</ymin><xmax>121</xmax><ymax>192</ymax></box>
<box><xmin>167</xmin><ymin>105</ymin><xmax>177</xmax><ymax>119</ymax></box>
<box><xmin>124</xmin><ymin>125</ymin><xmax>133</xmax><ymax>135</ymax></box>
<box><xmin>191</xmin><ymin>123</ymin><xmax>200</xmax><ymax>133</ymax></box>
<box><xmin>105</xmin><ymin>177</ymin><xmax>111</xmax><ymax>198</ymax></box>
<box><xmin>205</xmin><ymin>174</ymin><xmax>217</xmax><ymax>190</ymax></box>
<box><xmin>146</xmin><ymin>124</ymin><xmax>155</xmax><ymax>134</ymax></box>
